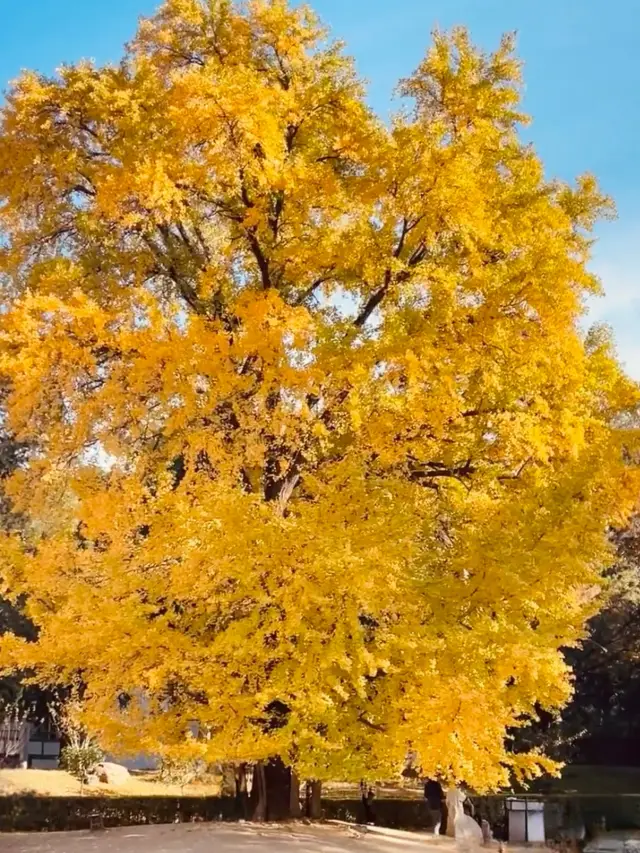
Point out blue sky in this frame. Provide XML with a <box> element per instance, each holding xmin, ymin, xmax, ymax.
<box><xmin>2</xmin><ymin>0</ymin><xmax>640</xmax><ymax>374</ymax></box>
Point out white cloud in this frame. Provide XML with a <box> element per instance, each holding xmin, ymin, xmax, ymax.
<box><xmin>587</xmin><ymin>225</ymin><xmax>640</xmax><ymax>380</ymax></box>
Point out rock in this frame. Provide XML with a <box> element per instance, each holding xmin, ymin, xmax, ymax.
<box><xmin>97</xmin><ymin>761</ymin><xmax>130</xmax><ymax>785</ymax></box>
<box><xmin>85</xmin><ymin>774</ymin><xmax>101</xmax><ymax>787</ymax></box>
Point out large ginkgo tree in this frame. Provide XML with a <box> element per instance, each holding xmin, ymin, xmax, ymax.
<box><xmin>0</xmin><ymin>0</ymin><xmax>638</xmax><ymax>817</ymax></box>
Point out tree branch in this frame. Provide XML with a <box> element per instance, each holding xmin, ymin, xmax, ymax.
<box><xmin>409</xmin><ymin>458</ymin><xmax>476</xmax><ymax>488</ymax></box>
<box><xmin>357</xmin><ymin>713</ymin><xmax>386</xmax><ymax>733</ymax></box>
<box><xmin>294</xmin><ymin>271</ymin><xmax>335</xmax><ymax>306</ymax></box>
<box><xmin>354</xmin><ymin>269</ymin><xmax>392</xmax><ymax>328</ymax></box>
<box><xmin>353</xmin><ymin>229</ymin><xmax>428</xmax><ymax>328</ymax></box>
<box><xmin>246</xmin><ymin>229</ymin><xmax>272</xmax><ymax>289</ymax></box>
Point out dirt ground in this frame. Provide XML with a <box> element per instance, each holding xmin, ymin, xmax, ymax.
<box><xmin>0</xmin><ymin>821</ymin><xmax>446</xmax><ymax>853</ymax></box>
<box><xmin>0</xmin><ymin>768</ymin><xmax>221</xmax><ymax>798</ymax></box>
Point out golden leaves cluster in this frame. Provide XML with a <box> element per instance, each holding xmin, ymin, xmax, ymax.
<box><xmin>0</xmin><ymin>0</ymin><xmax>637</xmax><ymax>789</ymax></box>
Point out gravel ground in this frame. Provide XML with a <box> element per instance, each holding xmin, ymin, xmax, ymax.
<box><xmin>0</xmin><ymin>821</ymin><xmax>446</xmax><ymax>853</ymax></box>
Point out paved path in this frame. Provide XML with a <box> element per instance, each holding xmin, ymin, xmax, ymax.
<box><xmin>585</xmin><ymin>832</ymin><xmax>640</xmax><ymax>853</ymax></box>
<box><xmin>0</xmin><ymin>821</ymin><xmax>446</xmax><ymax>853</ymax></box>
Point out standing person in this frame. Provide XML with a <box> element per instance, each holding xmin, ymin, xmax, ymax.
<box><xmin>424</xmin><ymin>778</ymin><xmax>447</xmax><ymax>835</ymax></box>
<box><xmin>360</xmin><ymin>781</ymin><xmax>376</xmax><ymax>825</ymax></box>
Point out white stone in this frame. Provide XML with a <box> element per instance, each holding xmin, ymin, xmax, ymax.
<box><xmin>97</xmin><ymin>761</ymin><xmax>130</xmax><ymax>785</ymax></box>
<box><xmin>446</xmin><ymin>788</ymin><xmax>483</xmax><ymax>843</ymax></box>
<box><xmin>105</xmin><ymin>752</ymin><xmax>158</xmax><ymax>771</ymax></box>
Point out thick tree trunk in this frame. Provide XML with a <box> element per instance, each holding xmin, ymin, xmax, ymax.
<box><xmin>263</xmin><ymin>756</ymin><xmax>292</xmax><ymax>820</ymax></box>
<box><xmin>445</xmin><ymin>800</ymin><xmax>454</xmax><ymax>837</ymax></box>
<box><xmin>251</xmin><ymin>762</ymin><xmax>268</xmax><ymax>822</ymax></box>
<box><xmin>306</xmin><ymin>780</ymin><xmax>322</xmax><ymax>820</ymax></box>
<box><xmin>289</xmin><ymin>770</ymin><xmax>301</xmax><ymax>818</ymax></box>
<box><xmin>249</xmin><ymin>757</ymin><xmax>297</xmax><ymax>821</ymax></box>
<box><xmin>235</xmin><ymin>763</ymin><xmax>251</xmax><ymax>819</ymax></box>
<box><xmin>220</xmin><ymin>761</ymin><xmax>252</xmax><ymax>818</ymax></box>
<box><xmin>220</xmin><ymin>763</ymin><xmax>237</xmax><ymax>798</ymax></box>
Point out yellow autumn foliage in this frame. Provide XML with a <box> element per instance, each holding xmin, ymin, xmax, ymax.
<box><xmin>0</xmin><ymin>0</ymin><xmax>638</xmax><ymax>790</ymax></box>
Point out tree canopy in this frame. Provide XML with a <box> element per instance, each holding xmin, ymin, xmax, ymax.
<box><xmin>0</xmin><ymin>0</ymin><xmax>638</xmax><ymax>790</ymax></box>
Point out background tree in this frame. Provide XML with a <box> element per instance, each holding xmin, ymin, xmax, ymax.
<box><xmin>0</xmin><ymin>0</ymin><xmax>638</xmax><ymax>815</ymax></box>
<box><xmin>0</xmin><ymin>423</ymin><xmax>40</xmax><ymax>709</ymax></box>
<box><xmin>0</xmin><ymin>426</ymin><xmax>49</xmax><ymax>768</ymax></box>
<box><xmin>519</xmin><ymin>517</ymin><xmax>640</xmax><ymax>767</ymax></box>
<box><xmin>577</xmin><ymin>521</ymin><xmax>640</xmax><ymax>762</ymax></box>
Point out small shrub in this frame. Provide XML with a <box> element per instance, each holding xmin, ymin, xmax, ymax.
<box><xmin>60</xmin><ymin>739</ymin><xmax>103</xmax><ymax>784</ymax></box>
<box><xmin>51</xmin><ymin>693</ymin><xmax>103</xmax><ymax>787</ymax></box>
<box><xmin>158</xmin><ymin>757</ymin><xmax>205</xmax><ymax>787</ymax></box>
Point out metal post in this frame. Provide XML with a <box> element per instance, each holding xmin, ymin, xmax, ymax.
<box><xmin>525</xmin><ymin>798</ymin><xmax>529</xmax><ymax>844</ymax></box>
